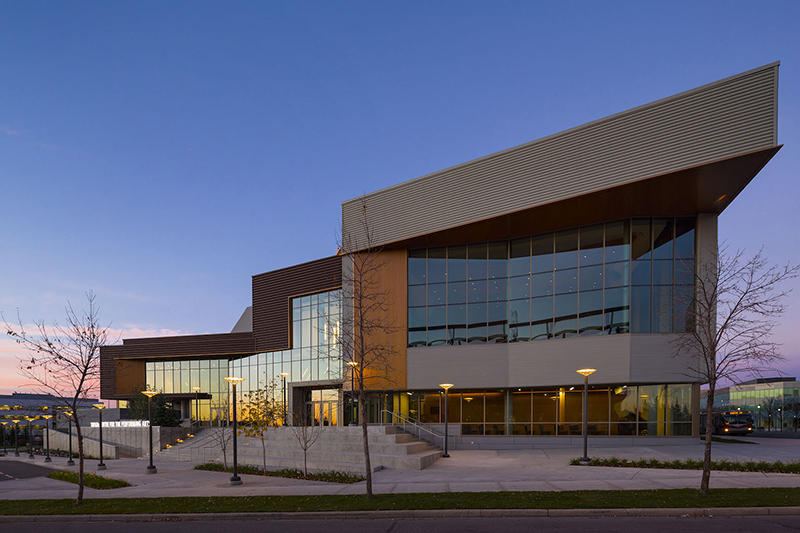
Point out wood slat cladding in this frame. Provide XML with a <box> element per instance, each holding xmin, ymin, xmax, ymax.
<box><xmin>121</xmin><ymin>332</ymin><xmax>256</xmax><ymax>357</ymax></box>
<box><xmin>100</xmin><ymin>345</ymin><xmax>125</xmax><ymax>400</ymax></box>
<box><xmin>252</xmin><ymin>255</ymin><xmax>342</xmax><ymax>352</ymax></box>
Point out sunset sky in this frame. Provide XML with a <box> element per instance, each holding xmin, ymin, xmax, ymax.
<box><xmin>1</xmin><ymin>1</ymin><xmax>799</xmax><ymax>395</ymax></box>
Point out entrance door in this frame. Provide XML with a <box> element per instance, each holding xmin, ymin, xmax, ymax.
<box><xmin>303</xmin><ymin>389</ymin><xmax>340</xmax><ymax>426</ymax></box>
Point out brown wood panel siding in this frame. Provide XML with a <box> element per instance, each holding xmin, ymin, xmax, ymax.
<box><xmin>114</xmin><ymin>359</ymin><xmax>146</xmax><ymax>395</ymax></box>
<box><xmin>121</xmin><ymin>332</ymin><xmax>256</xmax><ymax>358</ymax></box>
<box><xmin>100</xmin><ymin>345</ymin><xmax>125</xmax><ymax>400</ymax></box>
<box><xmin>252</xmin><ymin>255</ymin><xmax>342</xmax><ymax>353</ymax></box>
<box><xmin>361</xmin><ymin>249</ymin><xmax>408</xmax><ymax>390</ymax></box>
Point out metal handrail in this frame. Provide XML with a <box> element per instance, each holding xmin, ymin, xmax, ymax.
<box><xmin>379</xmin><ymin>410</ymin><xmax>456</xmax><ymax>450</ymax></box>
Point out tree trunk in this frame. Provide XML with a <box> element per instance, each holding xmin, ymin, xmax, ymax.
<box><xmin>261</xmin><ymin>432</ymin><xmax>267</xmax><ymax>472</ymax></box>
<box><xmin>74</xmin><ymin>416</ymin><xmax>85</xmax><ymax>505</ymax></box>
<box><xmin>359</xmin><ymin>387</ymin><xmax>372</xmax><ymax>498</ymax></box>
<box><xmin>701</xmin><ymin>386</ymin><xmax>715</xmax><ymax>494</ymax></box>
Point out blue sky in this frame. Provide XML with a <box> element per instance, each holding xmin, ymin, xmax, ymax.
<box><xmin>1</xmin><ymin>1</ymin><xmax>799</xmax><ymax>393</ymax></box>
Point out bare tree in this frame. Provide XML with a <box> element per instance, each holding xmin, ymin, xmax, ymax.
<box><xmin>338</xmin><ymin>199</ymin><xmax>399</xmax><ymax>498</ymax></box>
<box><xmin>288</xmin><ymin>404</ymin><xmax>325</xmax><ymax>477</ymax></box>
<box><xmin>209</xmin><ymin>406</ymin><xmax>233</xmax><ymax>469</ymax></box>
<box><xmin>786</xmin><ymin>395</ymin><xmax>800</xmax><ymax>432</ymax></box>
<box><xmin>242</xmin><ymin>380</ymin><xmax>282</xmax><ymax>471</ymax></box>
<box><xmin>673</xmin><ymin>248</ymin><xmax>798</xmax><ymax>493</ymax></box>
<box><xmin>3</xmin><ymin>292</ymin><xmax>111</xmax><ymax>505</ymax></box>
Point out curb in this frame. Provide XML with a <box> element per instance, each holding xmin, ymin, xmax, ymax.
<box><xmin>1</xmin><ymin>506</ymin><xmax>799</xmax><ymax>521</ymax></box>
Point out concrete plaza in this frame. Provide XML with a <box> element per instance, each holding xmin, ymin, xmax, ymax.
<box><xmin>2</xmin><ymin>436</ymin><xmax>800</xmax><ymax>500</ymax></box>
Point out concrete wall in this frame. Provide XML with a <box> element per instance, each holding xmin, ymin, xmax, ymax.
<box><xmin>48</xmin><ymin>426</ymin><xmax>193</xmax><ymax>458</ymax></box>
<box><xmin>408</xmin><ymin>333</ymin><xmax>695</xmax><ymax>390</ymax></box>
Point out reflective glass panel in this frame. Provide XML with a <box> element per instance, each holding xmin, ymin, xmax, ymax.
<box><xmin>631</xmin><ymin>260</ymin><xmax>651</xmax><ymax>286</ymax></box>
<box><xmin>631</xmin><ymin>286</ymin><xmax>651</xmax><ymax>333</ymax></box>
<box><xmin>468</xmin><ymin>243</ymin><xmax>487</xmax><ymax>280</ymax></box>
<box><xmin>468</xmin><ymin>302</ymin><xmax>486</xmax><ymax>325</ymax></box>
<box><xmin>428</xmin><ymin>247</ymin><xmax>447</xmax><ymax>284</ymax></box>
<box><xmin>554</xmin><ymin>268</ymin><xmax>578</xmax><ymax>294</ymax></box>
<box><xmin>653</xmin><ymin>218</ymin><xmax>673</xmax><ymax>259</ymax></box>
<box><xmin>605</xmin><ymin>261</ymin><xmax>630</xmax><ymax>288</ymax></box>
<box><xmin>488</xmin><ymin>279</ymin><xmax>507</xmax><ymax>302</ymax></box>
<box><xmin>631</xmin><ymin>219</ymin><xmax>652</xmax><ymax>260</ymax></box>
<box><xmin>447</xmin><ymin>304</ymin><xmax>466</xmax><ymax>327</ymax></box>
<box><xmin>580</xmin><ymin>264</ymin><xmax>603</xmax><ymax>292</ymax></box>
<box><xmin>652</xmin><ymin>286</ymin><xmax>672</xmax><ymax>332</ymax></box>
<box><xmin>531</xmin><ymin>271</ymin><xmax>554</xmax><ymax>297</ymax></box>
<box><xmin>408</xmin><ymin>250</ymin><xmax>426</xmax><ymax>285</ymax></box>
<box><xmin>447</xmin><ymin>245</ymin><xmax>467</xmax><ymax>282</ymax></box>
<box><xmin>408</xmin><ymin>284</ymin><xmax>426</xmax><ymax>307</ymax></box>
<box><xmin>488</xmin><ymin>241</ymin><xmax>508</xmax><ymax>279</ymax></box>
<box><xmin>531</xmin><ymin>234</ymin><xmax>554</xmax><ymax>273</ymax></box>
<box><xmin>555</xmin><ymin>229</ymin><xmax>579</xmax><ymax>270</ymax></box>
<box><xmin>580</xmin><ymin>225</ymin><xmax>604</xmax><ymax>266</ymax></box>
<box><xmin>674</xmin><ymin>218</ymin><xmax>696</xmax><ymax>260</ymax></box>
<box><xmin>428</xmin><ymin>283</ymin><xmax>446</xmax><ymax>306</ymax></box>
<box><xmin>468</xmin><ymin>280</ymin><xmax>487</xmax><ymax>302</ymax></box>
<box><xmin>652</xmin><ymin>260</ymin><xmax>673</xmax><ymax>285</ymax></box>
<box><xmin>448</xmin><ymin>281</ymin><xmax>467</xmax><ymax>305</ymax></box>
<box><xmin>428</xmin><ymin>306</ymin><xmax>446</xmax><ymax>328</ymax></box>
<box><xmin>605</xmin><ymin>220</ymin><xmax>630</xmax><ymax>262</ymax></box>
<box><xmin>509</xmin><ymin>238</ymin><xmax>531</xmax><ymax>277</ymax></box>
<box><xmin>509</xmin><ymin>275</ymin><xmax>531</xmax><ymax>299</ymax></box>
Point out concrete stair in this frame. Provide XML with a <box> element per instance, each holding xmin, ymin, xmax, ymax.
<box><xmin>155</xmin><ymin>425</ymin><xmax>442</xmax><ymax>473</ymax></box>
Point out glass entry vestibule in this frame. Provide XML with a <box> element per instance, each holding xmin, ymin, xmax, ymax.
<box><xmin>300</xmin><ymin>389</ymin><xmax>341</xmax><ymax>426</ymax></box>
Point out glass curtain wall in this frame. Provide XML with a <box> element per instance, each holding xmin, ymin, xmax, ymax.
<box><xmin>408</xmin><ymin>217</ymin><xmax>695</xmax><ymax>347</ymax></box>
<box><xmin>400</xmin><ymin>383</ymin><xmax>692</xmax><ymax>436</ymax></box>
<box><xmin>145</xmin><ymin>289</ymin><xmax>342</xmax><ymax>424</ymax></box>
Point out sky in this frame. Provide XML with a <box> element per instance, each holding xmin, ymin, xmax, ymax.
<box><xmin>1</xmin><ymin>1</ymin><xmax>799</xmax><ymax>395</ymax></box>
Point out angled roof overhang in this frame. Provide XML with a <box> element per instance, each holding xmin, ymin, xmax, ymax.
<box><xmin>342</xmin><ymin>62</ymin><xmax>780</xmax><ymax>250</ymax></box>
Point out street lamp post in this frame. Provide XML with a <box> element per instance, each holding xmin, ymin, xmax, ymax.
<box><xmin>192</xmin><ymin>387</ymin><xmax>201</xmax><ymax>428</ymax></box>
<box><xmin>11</xmin><ymin>420</ymin><xmax>20</xmax><ymax>457</ymax></box>
<box><xmin>223</xmin><ymin>376</ymin><xmax>246</xmax><ymax>486</ymax></box>
<box><xmin>0</xmin><ymin>421</ymin><xmax>7</xmax><ymax>455</ymax></box>
<box><xmin>141</xmin><ymin>391</ymin><xmax>159</xmax><ymax>474</ymax></box>
<box><xmin>42</xmin><ymin>415</ymin><xmax>52</xmax><ymax>462</ymax></box>
<box><xmin>439</xmin><ymin>384</ymin><xmax>454</xmax><ymax>458</ymax></box>
<box><xmin>346</xmin><ymin>361</ymin><xmax>358</xmax><ymax>426</ymax></box>
<box><xmin>577</xmin><ymin>368</ymin><xmax>597</xmax><ymax>465</ymax></box>
<box><xmin>26</xmin><ymin>417</ymin><xmax>35</xmax><ymax>459</ymax></box>
<box><xmin>279</xmin><ymin>372</ymin><xmax>290</xmax><ymax>426</ymax></box>
<box><xmin>65</xmin><ymin>411</ymin><xmax>75</xmax><ymax>466</ymax></box>
<box><xmin>94</xmin><ymin>404</ymin><xmax>106</xmax><ymax>470</ymax></box>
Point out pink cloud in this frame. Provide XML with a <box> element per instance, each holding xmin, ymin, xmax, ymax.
<box><xmin>0</xmin><ymin>324</ymin><xmax>193</xmax><ymax>396</ymax></box>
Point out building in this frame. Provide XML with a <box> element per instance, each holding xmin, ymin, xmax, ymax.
<box><xmin>705</xmin><ymin>378</ymin><xmax>800</xmax><ymax>431</ymax></box>
<box><xmin>100</xmin><ymin>62</ymin><xmax>782</xmax><ymax>446</ymax></box>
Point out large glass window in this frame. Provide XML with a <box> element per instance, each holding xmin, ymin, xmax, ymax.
<box><xmin>407</xmin><ymin>217</ymin><xmax>695</xmax><ymax>347</ymax></box>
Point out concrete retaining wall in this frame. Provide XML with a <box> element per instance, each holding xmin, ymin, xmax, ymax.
<box><xmin>48</xmin><ymin>426</ymin><xmax>193</xmax><ymax>458</ymax></box>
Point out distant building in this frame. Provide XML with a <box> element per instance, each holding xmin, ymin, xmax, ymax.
<box><xmin>703</xmin><ymin>378</ymin><xmax>800</xmax><ymax>430</ymax></box>
<box><xmin>100</xmin><ymin>63</ymin><xmax>783</xmax><ymax>447</ymax></box>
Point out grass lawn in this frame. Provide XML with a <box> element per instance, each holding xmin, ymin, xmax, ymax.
<box><xmin>46</xmin><ymin>471</ymin><xmax>131</xmax><ymax>489</ymax></box>
<box><xmin>0</xmin><ymin>488</ymin><xmax>799</xmax><ymax>515</ymax></box>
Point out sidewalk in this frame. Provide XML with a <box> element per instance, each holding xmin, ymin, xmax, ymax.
<box><xmin>2</xmin><ymin>436</ymin><xmax>800</xmax><ymax>500</ymax></box>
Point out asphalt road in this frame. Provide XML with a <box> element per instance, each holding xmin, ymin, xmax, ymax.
<box><xmin>0</xmin><ymin>461</ymin><xmax>53</xmax><ymax>482</ymax></box>
<box><xmin>4</xmin><ymin>516</ymin><xmax>800</xmax><ymax>533</ymax></box>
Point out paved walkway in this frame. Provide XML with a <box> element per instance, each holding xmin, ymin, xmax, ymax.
<box><xmin>1</xmin><ymin>436</ymin><xmax>800</xmax><ymax>500</ymax></box>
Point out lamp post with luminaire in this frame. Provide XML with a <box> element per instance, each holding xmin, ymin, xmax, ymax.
<box><xmin>346</xmin><ymin>361</ymin><xmax>358</xmax><ymax>426</ymax></box>
<box><xmin>141</xmin><ymin>391</ymin><xmax>158</xmax><ymax>474</ymax></box>
<box><xmin>41</xmin><ymin>414</ymin><xmax>52</xmax><ymax>462</ymax></box>
<box><xmin>11</xmin><ymin>419</ymin><xmax>20</xmax><ymax>457</ymax></box>
<box><xmin>192</xmin><ymin>387</ymin><xmax>201</xmax><ymax>428</ymax></box>
<box><xmin>223</xmin><ymin>376</ymin><xmax>246</xmax><ymax>486</ymax></box>
<box><xmin>94</xmin><ymin>404</ymin><xmax>106</xmax><ymax>470</ymax></box>
<box><xmin>439</xmin><ymin>384</ymin><xmax>454</xmax><ymax>458</ymax></box>
<box><xmin>26</xmin><ymin>416</ymin><xmax>35</xmax><ymax>459</ymax></box>
<box><xmin>279</xmin><ymin>372</ymin><xmax>289</xmax><ymax>426</ymax></box>
<box><xmin>63</xmin><ymin>411</ymin><xmax>75</xmax><ymax>466</ymax></box>
<box><xmin>1</xmin><ymin>421</ymin><xmax>7</xmax><ymax>455</ymax></box>
<box><xmin>576</xmin><ymin>368</ymin><xmax>597</xmax><ymax>464</ymax></box>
